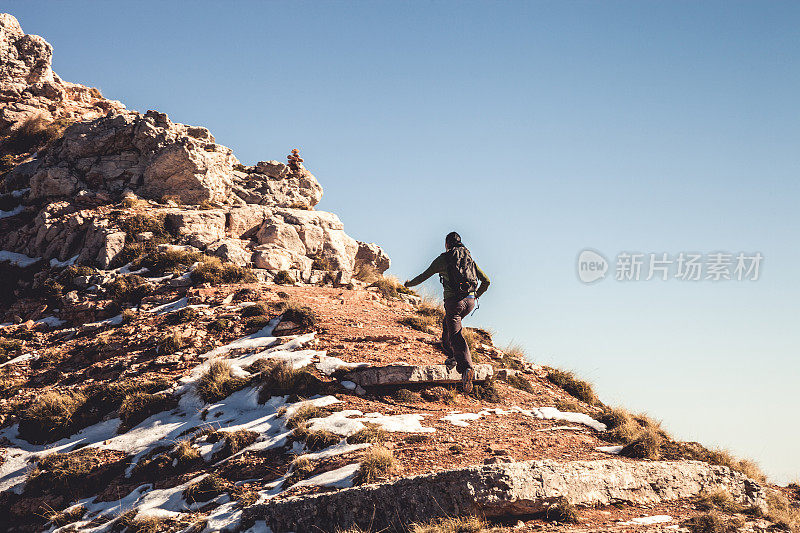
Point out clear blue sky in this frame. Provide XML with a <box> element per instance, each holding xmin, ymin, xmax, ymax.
<box><xmin>10</xmin><ymin>1</ymin><xmax>799</xmax><ymax>483</ymax></box>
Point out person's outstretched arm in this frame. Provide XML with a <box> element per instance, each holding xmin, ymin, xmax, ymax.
<box><xmin>475</xmin><ymin>263</ymin><xmax>491</xmax><ymax>298</ymax></box>
<box><xmin>404</xmin><ymin>256</ymin><xmax>445</xmax><ymax>287</ymax></box>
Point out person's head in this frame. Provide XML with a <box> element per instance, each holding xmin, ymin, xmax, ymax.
<box><xmin>445</xmin><ymin>231</ymin><xmax>462</xmax><ymax>250</ymax></box>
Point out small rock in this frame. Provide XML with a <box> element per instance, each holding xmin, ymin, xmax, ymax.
<box><xmin>273</xmin><ymin>320</ymin><xmax>301</xmax><ymax>335</ymax></box>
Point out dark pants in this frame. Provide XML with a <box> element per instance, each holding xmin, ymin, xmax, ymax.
<box><xmin>442</xmin><ymin>295</ymin><xmax>476</xmax><ymax>374</ymax></box>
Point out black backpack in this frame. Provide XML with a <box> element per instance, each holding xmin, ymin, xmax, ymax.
<box><xmin>441</xmin><ymin>245</ymin><xmax>478</xmax><ymax>295</ymax></box>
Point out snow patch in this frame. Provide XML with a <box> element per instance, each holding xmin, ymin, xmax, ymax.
<box><xmin>621</xmin><ymin>515</ymin><xmax>673</xmax><ymax>525</ymax></box>
<box><xmin>296</xmin><ymin>442</ymin><xmax>372</xmax><ymax>462</ymax></box>
<box><xmin>35</xmin><ymin>316</ymin><xmax>66</xmax><ymax>328</ymax></box>
<box><xmin>290</xmin><ymin>463</ymin><xmax>360</xmax><ymax>490</ymax></box>
<box><xmin>84</xmin><ymin>314</ymin><xmax>124</xmax><ymax>329</ymax></box>
<box><xmin>242</xmin><ymin>521</ymin><xmax>273</xmax><ymax>533</ymax></box>
<box><xmin>315</xmin><ymin>354</ymin><xmax>369</xmax><ymax>376</ymax></box>
<box><xmin>307</xmin><ymin>410</ymin><xmax>434</xmax><ymax>436</ymax></box>
<box><xmin>0</xmin><ymin>250</ymin><xmax>40</xmax><ymax>268</ymax></box>
<box><xmin>0</xmin><ymin>353</ymin><xmax>33</xmax><ymax>368</ymax></box>
<box><xmin>596</xmin><ymin>445</ymin><xmax>624</xmax><ymax>455</ymax></box>
<box><xmin>202</xmin><ymin>318</ymin><xmax>281</xmax><ymax>358</ymax></box>
<box><xmin>50</xmin><ymin>255</ymin><xmax>79</xmax><ymax>268</ymax></box>
<box><xmin>439</xmin><ymin>405</ymin><xmax>606</xmax><ymax>432</ymax></box>
<box><xmin>0</xmin><ymin>205</ymin><xmax>24</xmax><ymax>219</ymax></box>
<box><xmin>282</xmin><ymin>396</ymin><xmax>341</xmax><ymax>419</ymax></box>
<box><xmin>146</xmin><ymin>297</ymin><xmax>189</xmax><ymax>315</ymax></box>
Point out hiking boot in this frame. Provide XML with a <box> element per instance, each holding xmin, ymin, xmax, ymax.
<box><xmin>444</xmin><ymin>357</ymin><xmax>456</xmax><ymax>370</ymax></box>
<box><xmin>461</xmin><ymin>368</ymin><xmax>474</xmax><ymax>393</ymax></box>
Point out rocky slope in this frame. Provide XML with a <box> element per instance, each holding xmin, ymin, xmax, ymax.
<box><xmin>0</xmin><ymin>12</ymin><xmax>797</xmax><ymax>533</ymax></box>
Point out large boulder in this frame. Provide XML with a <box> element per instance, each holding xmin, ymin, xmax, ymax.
<box><xmin>255</xmin><ymin>208</ymin><xmax>359</xmax><ymax>272</ymax></box>
<box><xmin>164</xmin><ymin>208</ymin><xmax>227</xmax><ymax>247</ymax></box>
<box><xmin>355</xmin><ymin>241</ymin><xmax>391</xmax><ymax>273</ymax></box>
<box><xmin>232</xmin><ymin>161</ymin><xmax>323</xmax><ymax>208</ymax></box>
<box><xmin>206</xmin><ymin>238</ymin><xmax>252</xmax><ymax>267</ymax></box>
<box><xmin>22</xmin><ymin>110</ymin><xmax>238</xmax><ymax>204</ymax></box>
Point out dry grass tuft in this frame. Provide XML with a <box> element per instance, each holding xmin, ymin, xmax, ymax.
<box><xmin>502</xmin><ymin>342</ymin><xmax>527</xmax><ymax>361</ymax></box>
<box><xmin>764</xmin><ymin>490</ymin><xmax>800</xmax><ymax>531</ymax></box>
<box><xmin>157</xmin><ymin>333</ymin><xmax>187</xmax><ymax>354</ymax></box>
<box><xmin>106</xmin><ymin>275</ymin><xmax>150</xmax><ymax>303</ymax></box>
<box><xmin>118</xmin><ymin>391</ymin><xmax>177</xmax><ymax>432</ymax></box>
<box><xmin>47</xmin><ymin>505</ymin><xmax>86</xmax><ymax>527</ymax></box>
<box><xmin>183</xmin><ymin>473</ymin><xmax>231</xmax><ymax>504</ymax></box>
<box><xmin>470</xmin><ymin>377</ymin><xmax>502</xmax><ymax>403</ymax></box>
<box><xmin>292</xmin><ymin>422</ymin><xmax>341</xmax><ymax>451</ymax></box>
<box><xmin>257</xmin><ymin>361</ymin><xmax>327</xmax><ymax>403</ymax></box>
<box><xmin>114</xmin><ymin>512</ymin><xmax>173</xmax><ymax>533</ymax></box>
<box><xmin>354</xmin><ymin>446</ymin><xmax>396</xmax><ymax>485</ymax></box>
<box><xmin>18</xmin><ymin>390</ymin><xmax>87</xmax><ymax>444</ymax></box>
<box><xmin>1</xmin><ymin>115</ymin><xmax>72</xmax><ymax>155</ymax></box>
<box><xmin>191</xmin><ymin>255</ymin><xmax>256</xmax><ymax>285</ymax></box>
<box><xmin>131</xmin><ymin>249</ymin><xmax>201</xmax><ymax>274</ymax></box>
<box><xmin>353</xmin><ymin>264</ymin><xmax>381</xmax><ymax>284</ymax></box>
<box><xmin>346</xmin><ymin>423</ymin><xmax>388</xmax><ymax>444</ymax></box>
<box><xmin>241</xmin><ymin>304</ymin><xmax>268</xmax><ymax>317</ymax></box>
<box><xmin>462</xmin><ymin>328</ymin><xmax>478</xmax><ymax>355</ymax></box>
<box><xmin>274</xmin><ymin>270</ymin><xmax>296</xmax><ymax>285</ymax></box>
<box><xmin>506</xmin><ymin>373</ymin><xmax>535</xmax><ymax>393</ymax></box>
<box><xmin>275</xmin><ymin>300</ymin><xmax>317</xmax><ymax>329</ymax></box>
<box><xmin>369</xmin><ymin>276</ymin><xmax>416</xmax><ymax>299</ymax></box>
<box><xmin>117</xmin><ymin>213</ymin><xmax>171</xmax><ymax>243</ymax></box>
<box><xmin>285</xmin><ymin>404</ymin><xmax>333</xmax><ymax>429</ymax></box>
<box><xmin>399</xmin><ymin>314</ymin><xmax>437</xmax><ymax>332</ymax></box>
<box><xmin>619</xmin><ymin>426</ymin><xmax>664</xmax><ymax>460</ymax></box>
<box><xmin>197</xmin><ymin>361</ymin><xmax>249</xmax><ymax>403</ymax></box>
<box><xmin>207</xmin><ymin>318</ymin><xmax>232</xmax><ymax>333</ymax></box>
<box><xmin>421</xmin><ymin>386</ymin><xmax>455</xmax><ymax>405</ymax></box>
<box><xmin>283</xmin><ymin>456</ymin><xmax>315</xmax><ymax>487</ymax></box>
<box><xmin>547</xmin><ymin>368</ymin><xmax>598</xmax><ymax>405</ymax></box>
<box><xmin>0</xmin><ymin>337</ymin><xmax>23</xmax><ymax>363</ymax></box>
<box><xmin>544</xmin><ymin>497</ymin><xmax>579</xmax><ymax>523</ymax></box>
<box><xmin>682</xmin><ymin>512</ymin><xmax>736</xmax><ymax>533</ymax></box>
<box><xmin>697</xmin><ymin>489</ymin><xmax>743</xmax><ymax>513</ymax></box>
<box><xmin>393</xmin><ymin>388</ymin><xmax>422</xmax><ymax>402</ymax></box>
<box><xmin>164</xmin><ymin>307</ymin><xmax>200</xmax><ymax>325</ymax></box>
<box><xmin>410</xmin><ymin>515</ymin><xmax>485</xmax><ymax>533</ymax></box>
<box><xmin>416</xmin><ymin>298</ymin><xmax>445</xmax><ymax>320</ymax></box>
<box><xmin>245</xmin><ymin>315</ymin><xmax>272</xmax><ymax>331</ymax></box>
<box><xmin>25</xmin><ymin>447</ymin><xmax>126</xmax><ymax>498</ymax></box>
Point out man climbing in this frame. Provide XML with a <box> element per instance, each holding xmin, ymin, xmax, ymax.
<box><xmin>404</xmin><ymin>232</ymin><xmax>490</xmax><ymax>393</ymax></box>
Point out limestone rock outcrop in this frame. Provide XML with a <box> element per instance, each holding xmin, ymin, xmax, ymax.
<box><xmin>0</xmin><ymin>13</ymin><xmax>125</xmax><ymax>133</ymax></box>
<box><xmin>0</xmin><ymin>13</ymin><xmax>390</xmax><ymax>281</ymax></box>
<box><xmin>243</xmin><ymin>459</ymin><xmax>767</xmax><ymax>533</ymax></box>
